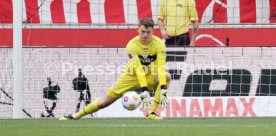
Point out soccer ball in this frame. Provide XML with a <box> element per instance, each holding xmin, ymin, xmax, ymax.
<box><xmin>122</xmin><ymin>91</ymin><xmax>141</xmax><ymax>110</ymax></box>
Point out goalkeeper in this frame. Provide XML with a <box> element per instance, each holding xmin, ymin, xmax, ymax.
<box><xmin>59</xmin><ymin>18</ymin><xmax>171</xmax><ymax>120</ymax></box>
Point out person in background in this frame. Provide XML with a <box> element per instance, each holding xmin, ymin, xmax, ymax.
<box><xmin>158</xmin><ymin>0</ymin><xmax>199</xmax><ymax>47</ymax></box>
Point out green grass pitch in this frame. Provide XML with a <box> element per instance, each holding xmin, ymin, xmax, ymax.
<box><xmin>1</xmin><ymin>118</ymin><xmax>276</xmax><ymax>136</ymax></box>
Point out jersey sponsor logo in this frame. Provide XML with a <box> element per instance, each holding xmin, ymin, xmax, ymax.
<box><xmin>138</xmin><ymin>55</ymin><xmax>157</xmax><ymax>65</ymax></box>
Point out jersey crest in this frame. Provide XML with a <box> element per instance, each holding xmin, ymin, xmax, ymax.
<box><xmin>141</xmin><ymin>52</ymin><xmax>149</xmax><ymax>59</ymax></box>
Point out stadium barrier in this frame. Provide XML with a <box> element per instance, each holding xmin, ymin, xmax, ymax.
<box><xmin>0</xmin><ymin>47</ymin><xmax>276</xmax><ymax>118</ymax></box>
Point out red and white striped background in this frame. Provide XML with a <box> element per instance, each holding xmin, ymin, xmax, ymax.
<box><xmin>0</xmin><ymin>0</ymin><xmax>276</xmax><ymax>24</ymax></box>
<box><xmin>0</xmin><ymin>0</ymin><xmax>276</xmax><ymax>47</ymax></box>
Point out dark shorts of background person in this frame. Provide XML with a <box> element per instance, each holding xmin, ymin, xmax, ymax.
<box><xmin>165</xmin><ymin>32</ymin><xmax>190</xmax><ymax>47</ymax></box>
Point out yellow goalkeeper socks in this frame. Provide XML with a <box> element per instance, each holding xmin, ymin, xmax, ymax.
<box><xmin>74</xmin><ymin>98</ymin><xmax>100</xmax><ymax>119</ymax></box>
<box><xmin>150</xmin><ymin>84</ymin><xmax>161</xmax><ymax>112</ymax></box>
<box><xmin>150</xmin><ymin>82</ymin><xmax>170</xmax><ymax>112</ymax></box>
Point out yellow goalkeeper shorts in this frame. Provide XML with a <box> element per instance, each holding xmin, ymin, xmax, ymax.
<box><xmin>107</xmin><ymin>73</ymin><xmax>156</xmax><ymax>98</ymax></box>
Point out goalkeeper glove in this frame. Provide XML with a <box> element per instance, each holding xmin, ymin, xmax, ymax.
<box><xmin>139</xmin><ymin>87</ymin><xmax>151</xmax><ymax>110</ymax></box>
<box><xmin>160</xmin><ymin>85</ymin><xmax>169</xmax><ymax>107</ymax></box>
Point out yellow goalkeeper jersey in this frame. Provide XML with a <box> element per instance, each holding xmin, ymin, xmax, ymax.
<box><xmin>125</xmin><ymin>35</ymin><xmax>167</xmax><ymax>88</ymax></box>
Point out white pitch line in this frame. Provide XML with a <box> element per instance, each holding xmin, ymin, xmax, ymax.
<box><xmin>56</xmin><ymin>124</ymin><xmax>267</xmax><ymax>128</ymax></box>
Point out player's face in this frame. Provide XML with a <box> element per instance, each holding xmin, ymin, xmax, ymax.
<box><xmin>138</xmin><ymin>25</ymin><xmax>153</xmax><ymax>44</ymax></box>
